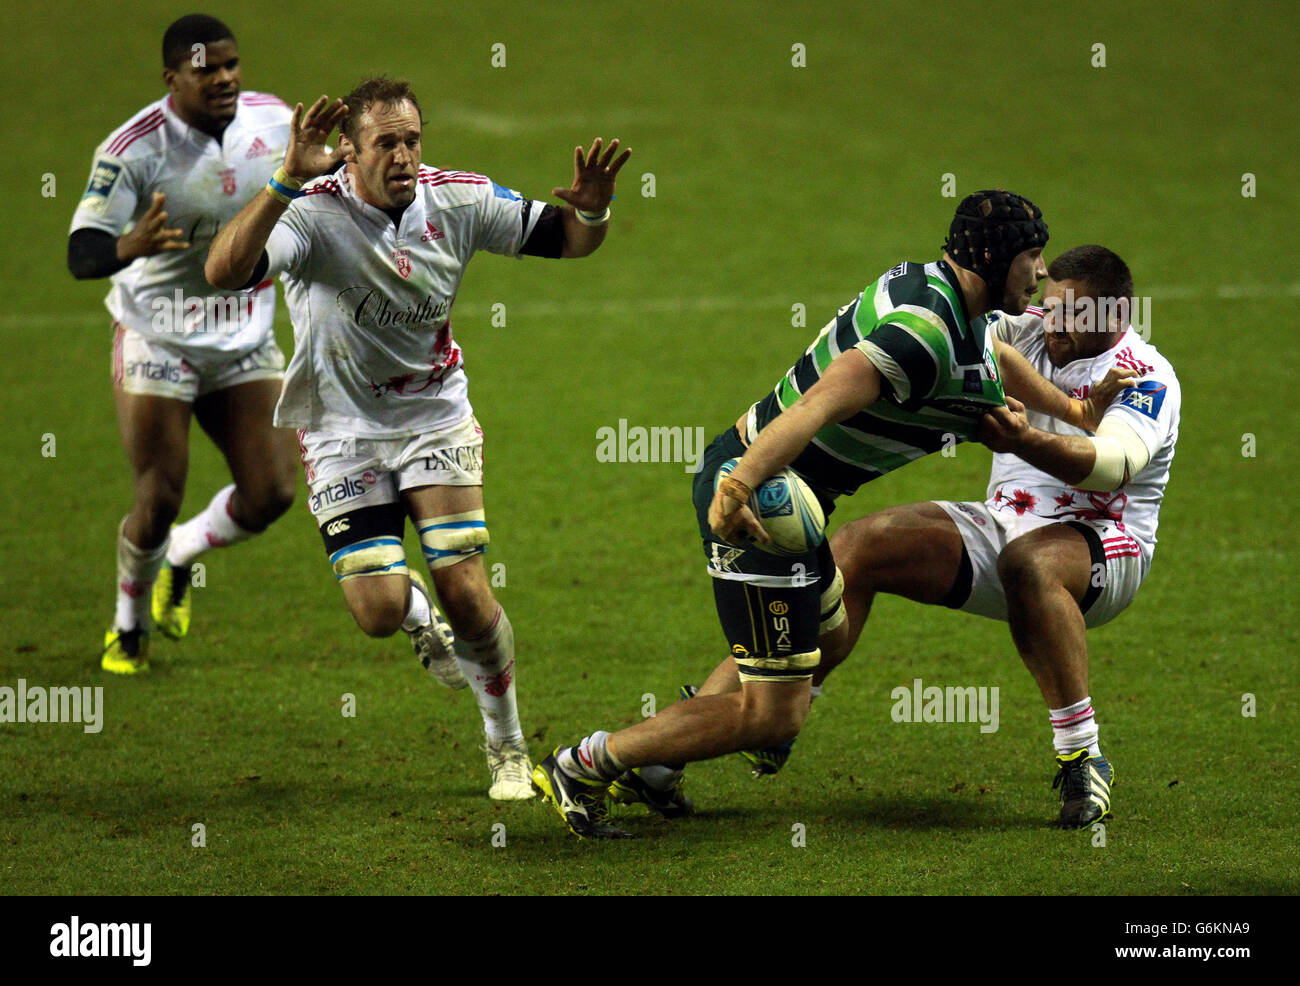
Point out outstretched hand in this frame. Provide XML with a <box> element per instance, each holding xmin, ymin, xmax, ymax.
<box><xmin>117</xmin><ymin>192</ymin><xmax>189</xmax><ymax>261</ymax></box>
<box><xmin>283</xmin><ymin>95</ymin><xmax>349</xmax><ymax>181</ymax></box>
<box><xmin>1079</xmin><ymin>366</ymin><xmax>1140</xmax><ymax>431</ymax></box>
<box><xmin>552</xmin><ymin>137</ymin><xmax>630</xmax><ymax>213</ymax></box>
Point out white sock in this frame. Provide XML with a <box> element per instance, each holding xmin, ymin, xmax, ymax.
<box><xmin>1049</xmin><ymin>697</ymin><xmax>1101</xmax><ymax>757</ymax></box>
<box><xmin>115</xmin><ymin>520</ymin><xmax>168</xmax><ymax>631</ymax></box>
<box><xmin>166</xmin><ymin>485</ymin><xmax>255</xmax><ymax>567</ymax></box>
<box><xmin>558</xmin><ymin>730</ymin><xmax>624</xmax><ymax>782</ymax></box>
<box><xmin>454</xmin><ymin>606</ymin><xmax>523</xmax><ymax>745</ymax></box>
<box><xmin>401</xmin><ymin>580</ymin><xmax>431</xmax><ymax>632</ymax></box>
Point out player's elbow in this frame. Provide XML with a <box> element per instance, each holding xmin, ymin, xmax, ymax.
<box><xmin>66</xmin><ymin>239</ymin><xmax>105</xmax><ymax>280</ymax></box>
<box><xmin>67</xmin><ymin>256</ymin><xmax>97</xmax><ymax>280</ymax></box>
<box><xmin>1074</xmin><ymin>437</ymin><xmax>1131</xmax><ymax>492</ymax></box>
<box><xmin>205</xmin><ymin>255</ymin><xmax>240</xmax><ymax>291</ymax></box>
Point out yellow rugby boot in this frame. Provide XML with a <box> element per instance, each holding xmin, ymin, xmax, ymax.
<box><xmin>151</xmin><ymin>563</ymin><xmax>192</xmax><ymax>640</ymax></box>
<box><xmin>102</xmin><ymin>627</ymin><xmax>149</xmax><ymax>674</ymax></box>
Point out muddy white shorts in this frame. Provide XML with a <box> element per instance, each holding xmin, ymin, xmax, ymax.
<box><xmin>298</xmin><ymin>415</ymin><xmax>485</xmax><ymax>523</ymax></box>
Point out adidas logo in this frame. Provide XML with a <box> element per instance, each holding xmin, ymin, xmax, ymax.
<box><xmin>245</xmin><ymin>136</ymin><xmax>272</xmax><ymax>159</ymax></box>
<box><xmin>421</xmin><ymin>220</ymin><xmax>445</xmax><ymax>242</ymax></box>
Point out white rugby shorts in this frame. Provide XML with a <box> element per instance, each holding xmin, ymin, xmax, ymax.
<box><xmin>111</xmin><ymin>321</ymin><xmax>284</xmax><ymax>401</ymax></box>
<box><xmin>935</xmin><ymin>498</ymin><xmax>1148</xmax><ymax>628</ymax></box>
<box><xmin>298</xmin><ymin>415</ymin><xmax>485</xmax><ymax>522</ymax></box>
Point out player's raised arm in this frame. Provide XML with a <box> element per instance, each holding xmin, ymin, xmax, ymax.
<box><xmin>710</xmin><ymin>349</ymin><xmax>882</xmax><ymax>544</ymax></box>
<box><xmin>206</xmin><ymin>96</ymin><xmax>347</xmax><ymax>289</ymax></box>
<box><xmin>549</xmin><ymin>137</ymin><xmax>630</xmax><ymax>258</ymax></box>
<box><xmin>995</xmin><ymin>340</ymin><xmax>1137</xmax><ymax>432</ymax></box>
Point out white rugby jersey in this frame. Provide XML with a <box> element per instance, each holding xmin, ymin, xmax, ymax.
<box><xmin>987</xmin><ymin>308</ymin><xmax>1181</xmax><ymax>562</ymax></box>
<box><xmin>70</xmin><ymin>92</ymin><xmax>292</xmax><ymax>352</ymax></box>
<box><xmin>265</xmin><ymin>166</ymin><xmax>546</xmax><ymax>438</ymax></box>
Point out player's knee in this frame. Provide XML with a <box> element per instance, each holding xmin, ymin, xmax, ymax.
<box><xmin>744</xmin><ymin>701</ymin><xmax>805</xmax><ymax>748</ymax></box>
<box><xmin>831</xmin><ymin>515</ymin><xmax>890</xmax><ymax>595</ymax></box>
<box><xmin>348</xmin><ymin>594</ymin><xmax>406</xmax><ymax>638</ymax></box>
<box><xmin>430</xmin><ymin>559</ymin><xmax>494</xmax><ymax>632</ymax></box>
<box><xmin>997</xmin><ymin>541</ymin><xmax>1052</xmax><ymax>597</ymax></box>
<box><xmin>134</xmin><ymin>473</ymin><xmax>184</xmax><ymax>537</ymax></box>
<box><xmin>248</xmin><ymin>477</ymin><xmax>296</xmax><ymax>527</ymax></box>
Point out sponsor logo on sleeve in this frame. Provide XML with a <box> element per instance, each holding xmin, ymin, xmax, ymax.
<box><xmin>81</xmin><ymin>159</ymin><xmax>123</xmax><ymax>213</ymax></box>
<box><xmin>490</xmin><ymin>181</ymin><xmax>522</xmax><ymax>201</ymax></box>
<box><xmin>1119</xmin><ymin>379</ymin><xmax>1167</xmax><ymax>420</ymax></box>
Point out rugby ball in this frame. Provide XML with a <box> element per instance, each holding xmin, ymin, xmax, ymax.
<box><xmin>715</xmin><ymin>458</ymin><xmax>826</xmax><ymax>556</ymax></box>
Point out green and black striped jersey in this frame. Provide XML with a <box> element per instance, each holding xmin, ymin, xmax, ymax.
<box><xmin>745</xmin><ymin>260</ymin><xmax>1005</xmax><ymax>497</ymax></box>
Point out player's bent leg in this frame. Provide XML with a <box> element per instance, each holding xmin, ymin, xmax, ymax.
<box><xmin>158</xmin><ymin>379</ymin><xmax>297</xmax><ymax>640</ymax></box>
<box><xmin>997</xmin><ymin>522</ymin><xmax>1114</xmax><ymax>828</ymax></box>
<box><xmin>107</xmin><ymin>388</ymin><xmax>193</xmax><ymax>672</ymax></box>
<box><xmin>317</xmin><ymin>500</ymin><xmax>411</xmax><ymax>636</ymax></box>
<box><xmin>403</xmin><ymin>483</ymin><xmax>533</xmax><ymax>801</ymax></box>
<box><xmin>820</xmin><ymin>501</ymin><xmax>969</xmax><ymax>684</ymax></box>
<box><xmin>997</xmin><ymin>524</ymin><xmax>1094</xmax><ymax>710</ymax></box>
<box><xmin>192</xmin><ymin>378</ymin><xmax>297</xmax><ymax>531</ymax></box>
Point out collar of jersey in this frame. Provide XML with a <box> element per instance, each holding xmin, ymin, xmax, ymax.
<box><xmin>162</xmin><ymin>93</ymin><xmax>241</xmax><ymax>149</ymax></box>
<box><xmin>335</xmin><ymin>168</ymin><xmax>427</xmax><ymax>234</ymax></box>
<box><xmin>934</xmin><ymin>259</ymin><xmax>971</xmax><ymax>328</ymax></box>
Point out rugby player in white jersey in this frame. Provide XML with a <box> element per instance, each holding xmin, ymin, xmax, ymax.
<box><xmin>68</xmin><ymin>15</ymin><xmax>299</xmax><ymax>673</ymax></box>
<box><xmin>808</xmin><ymin>245</ymin><xmax>1179</xmax><ymax>827</ymax></box>
<box><xmin>205</xmin><ymin>77</ymin><xmax>630</xmax><ymax>799</ymax></box>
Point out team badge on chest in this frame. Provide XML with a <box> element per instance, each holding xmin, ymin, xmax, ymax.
<box><xmin>219</xmin><ymin>168</ymin><xmax>237</xmax><ymax>196</ymax></box>
<box><xmin>393</xmin><ymin>249</ymin><xmax>412</xmax><ymax>279</ymax></box>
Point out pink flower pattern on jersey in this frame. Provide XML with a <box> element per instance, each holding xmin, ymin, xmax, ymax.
<box><xmin>995</xmin><ymin>487</ymin><xmax>1038</xmax><ymax>516</ymax></box>
<box><xmin>1041</xmin><ymin>489</ymin><xmax>1129</xmax><ymax>524</ymax></box>
<box><xmin>366</xmin><ymin>323</ymin><xmax>462</xmax><ymax>398</ymax></box>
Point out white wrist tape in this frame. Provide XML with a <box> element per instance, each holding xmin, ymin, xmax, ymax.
<box><xmin>574</xmin><ymin>206</ymin><xmax>610</xmax><ymax>226</ymax></box>
<box><xmin>1078</xmin><ymin>415</ymin><xmax>1151</xmax><ymax>490</ymax></box>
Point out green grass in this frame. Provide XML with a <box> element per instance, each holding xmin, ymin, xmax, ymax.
<box><xmin>0</xmin><ymin>0</ymin><xmax>1296</xmax><ymax>895</ymax></box>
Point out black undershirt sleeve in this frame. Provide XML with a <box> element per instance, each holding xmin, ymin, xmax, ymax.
<box><xmin>518</xmin><ymin>204</ymin><xmax>565</xmax><ymax>259</ymax></box>
<box><xmin>240</xmin><ymin>252</ymin><xmax>270</xmax><ymax>291</ymax></box>
<box><xmin>67</xmin><ymin>228</ymin><xmax>129</xmax><ymax>280</ymax></box>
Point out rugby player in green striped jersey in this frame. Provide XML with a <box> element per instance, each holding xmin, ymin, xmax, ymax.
<box><xmin>533</xmin><ymin>191</ymin><xmax>1134</xmax><ymax>837</ymax></box>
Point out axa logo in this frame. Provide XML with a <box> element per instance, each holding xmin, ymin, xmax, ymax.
<box><xmin>325</xmin><ymin>518</ymin><xmax>350</xmax><ymax>536</ymax></box>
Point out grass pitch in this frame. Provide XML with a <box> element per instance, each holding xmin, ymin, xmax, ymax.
<box><xmin>0</xmin><ymin>0</ymin><xmax>1296</xmax><ymax>895</ymax></box>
